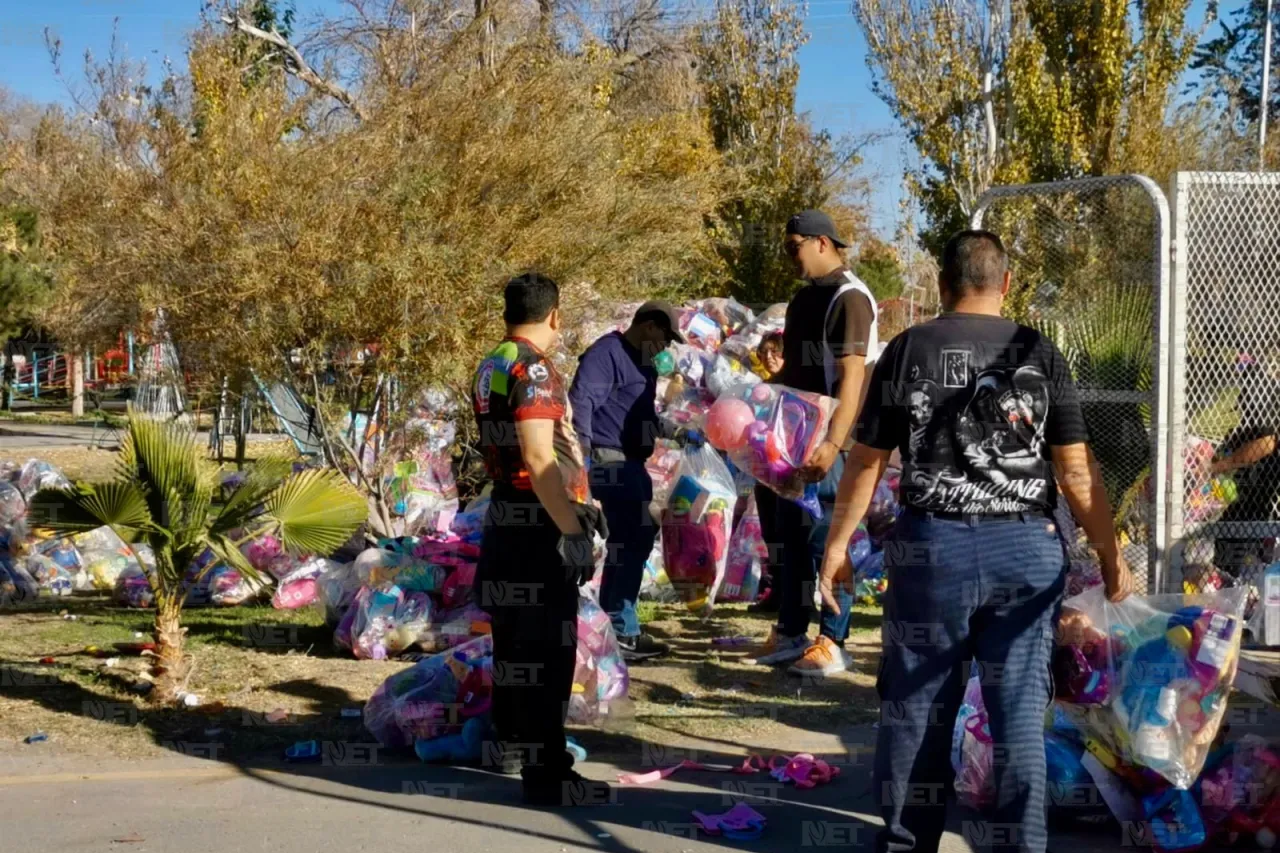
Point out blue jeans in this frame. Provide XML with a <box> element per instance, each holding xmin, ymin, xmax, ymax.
<box><xmin>775</xmin><ymin>452</ymin><xmax>855</xmax><ymax>643</ymax></box>
<box><xmin>591</xmin><ymin>459</ymin><xmax>657</xmax><ymax>639</ymax></box>
<box><xmin>874</xmin><ymin>508</ymin><xmax>1066</xmax><ymax>853</ymax></box>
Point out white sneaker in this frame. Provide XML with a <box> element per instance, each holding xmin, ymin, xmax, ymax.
<box><xmin>744</xmin><ymin>628</ymin><xmax>809</xmax><ymax>665</ymax></box>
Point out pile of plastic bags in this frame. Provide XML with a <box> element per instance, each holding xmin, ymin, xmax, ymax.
<box><xmin>953</xmin><ymin>584</ymin><xmax>1254</xmax><ymax>851</ymax></box>
<box><xmin>322</xmin><ymin>494</ymin><xmax>492</xmax><ymax>659</ymax></box>
<box><xmin>365</xmin><ymin>590</ymin><xmax>629</xmax><ymax>758</ymax></box>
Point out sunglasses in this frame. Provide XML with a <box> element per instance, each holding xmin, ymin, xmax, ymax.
<box><xmin>783</xmin><ymin>236</ymin><xmax>816</xmax><ymax>257</ymax></box>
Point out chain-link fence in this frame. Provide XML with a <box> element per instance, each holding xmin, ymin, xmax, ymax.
<box><xmin>973</xmin><ymin>176</ymin><xmax>1171</xmax><ymax>593</ymax></box>
<box><xmin>1170</xmin><ymin>173</ymin><xmax>1280</xmax><ymax>597</ymax></box>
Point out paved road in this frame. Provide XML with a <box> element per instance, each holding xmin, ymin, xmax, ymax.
<box><xmin>0</xmin><ymin>423</ymin><xmax>279</xmax><ymax>451</ymax></box>
<box><xmin>0</xmin><ymin>746</ymin><xmax>1127</xmax><ymax>853</ymax></box>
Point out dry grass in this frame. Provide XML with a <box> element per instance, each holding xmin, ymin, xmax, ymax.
<box><xmin>0</xmin><ymin>439</ymin><xmax>300</xmax><ymax>482</ymax></box>
<box><xmin>0</xmin><ymin>593</ymin><xmax>884</xmax><ymax>762</ymax></box>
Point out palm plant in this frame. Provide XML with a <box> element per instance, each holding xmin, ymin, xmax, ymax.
<box><xmin>26</xmin><ymin>409</ymin><xmax>367</xmax><ymax>704</ymax></box>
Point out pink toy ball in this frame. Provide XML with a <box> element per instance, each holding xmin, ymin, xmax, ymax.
<box><xmin>706</xmin><ymin>397</ymin><xmax>756</xmax><ymax>451</ymax></box>
<box><xmin>750</xmin><ymin>384</ymin><xmax>773</xmax><ymax>404</ymax></box>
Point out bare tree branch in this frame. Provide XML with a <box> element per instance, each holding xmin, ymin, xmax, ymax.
<box><xmin>221</xmin><ymin>12</ymin><xmax>370</xmax><ymax>122</ymax></box>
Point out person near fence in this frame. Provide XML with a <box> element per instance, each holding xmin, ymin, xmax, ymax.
<box><xmin>745</xmin><ymin>209</ymin><xmax>879</xmax><ymax>677</ymax></box>
<box><xmin>1212</xmin><ymin>353</ymin><xmax>1280</xmax><ymax>583</ymax></box>
<box><xmin>471</xmin><ymin>273</ymin><xmax>612</xmax><ymax>807</ymax></box>
<box><xmin>817</xmin><ymin>230</ymin><xmax>1133</xmax><ymax>853</ymax></box>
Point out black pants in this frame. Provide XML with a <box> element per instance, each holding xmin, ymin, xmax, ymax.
<box><xmin>479</xmin><ymin>492</ymin><xmax>578</xmax><ymax>778</ymax></box>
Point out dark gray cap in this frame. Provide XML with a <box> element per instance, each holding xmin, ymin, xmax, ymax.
<box><xmin>785</xmin><ymin>210</ymin><xmax>849</xmax><ymax>248</ymax></box>
<box><xmin>633</xmin><ymin>300</ymin><xmax>686</xmax><ymax>343</ymax></box>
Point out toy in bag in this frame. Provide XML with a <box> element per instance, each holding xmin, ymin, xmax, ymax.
<box><xmin>272</xmin><ymin>557</ymin><xmax>338</xmax><ymax>610</ymax></box>
<box><xmin>645</xmin><ymin>440</ymin><xmax>684</xmax><ymax>512</ymax></box>
<box><xmin>660</xmin><ymin>444</ymin><xmax>736</xmax><ymax>612</ymax></box>
<box><xmin>16</xmin><ymin>459</ymin><xmax>70</xmax><ymax>502</ymax></box>
<box><xmin>1060</xmin><ymin>585</ymin><xmax>1247</xmax><ymax>788</ymax></box>
<box><xmin>853</xmin><ymin>549</ymin><xmax>887</xmax><ymax>606</ymax></box>
<box><xmin>36</xmin><ymin>538</ymin><xmax>83</xmax><ymax>575</ymax></box>
<box><xmin>569</xmin><ymin>592</ymin><xmax>630</xmax><ymax>725</ymax></box>
<box><xmin>638</xmin><ymin>541</ymin><xmax>678</xmax><ymax>602</ymax></box>
<box><xmin>0</xmin><ymin>480</ymin><xmax>24</xmax><ymax>526</ymax></box>
<box><xmin>449</xmin><ymin>493</ymin><xmax>490</xmax><ymax>545</ymax></box>
<box><xmin>704</xmin><ymin>383</ymin><xmax>836</xmax><ymax>520</ymax></box>
<box><xmin>207</xmin><ymin>563</ymin><xmax>271</xmax><ymax>606</ymax></box>
<box><xmin>343</xmin><ymin>583</ymin><xmax>433</xmax><ymax>660</ymax></box>
<box><xmin>316</xmin><ymin>560</ymin><xmax>368</xmax><ymax>625</ymax></box>
<box><xmin>23</xmin><ymin>552</ymin><xmax>73</xmax><ymax>596</ymax></box>
<box><xmin>0</xmin><ymin>557</ymin><xmax>39</xmax><ymax>605</ymax></box>
<box><xmin>1197</xmin><ymin>735</ymin><xmax>1280</xmax><ymax>846</ymax></box>
<box><xmin>114</xmin><ymin>565</ymin><xmax>155</xmax><ymax>608</ymax></box>
<box><xmin>720</xmin><ymin>496</ymin><xmax>766</xmax><ymax>603</ymax></box>
<box><xmin>72</xmin><ymin>526</ymin><xmax>149</xmax><ymax>591</ymax></box>
<box><xmin>705</xmin><ymin>353</ymin><xmax>761</xmax><ymax>400</ymax></box>
<box><xmin>865</xmin><ymin>470</ymin><xmax>901</xmax><ymax>544</ymax></box>
<box><xmin>417</xmin><ymin>603</ymin><xmax>491</xmax><ymax>653</ymax></box>
<box><xmin>364</xmin><ymin>634</ymin><xmax>493</xmax><ymax>748</ymax></box>
<box><xmin>243</xmin><ymin>535</ymin><xmax>306</xmax><ymax>581</ymax></box>
<box><xmin>952</xmin><ymin>672</ymin><xmax>994</xmax><ymax>810</ymax></box>
<box><xmin>354</xmin><ymin>546</ymin><xmax>448</xmax><ymax>595</ymax></box>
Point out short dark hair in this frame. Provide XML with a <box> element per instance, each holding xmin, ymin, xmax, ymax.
<box><xmin>941</xmin><ymin>230</ymin><xmax>1008</xmax><ymax>294</ymax></box>
<box><xmin>758</xmin><ymin>331</ymin><xmax>783</xmax><ymax>353</ymax></box>
<box><xmin>503</xmin><ymin>273</ymin><xmax>560</xmax><ymax>325</ymax></box>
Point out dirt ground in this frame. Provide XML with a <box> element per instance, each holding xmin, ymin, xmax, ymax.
<box><xmin>0</xmin><ymin>593</ymin><xmax>883</xmax><ymax>762</ymax></box>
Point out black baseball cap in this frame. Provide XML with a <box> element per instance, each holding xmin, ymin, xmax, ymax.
<box><xmin>786</xmin><ymin>210</ymin><xmax>849</xmax><ymax>248</ymax></box>
<box><xmin>633</xmin><ymin>300</ymin><xmax>686</xmax><ymax>343</ymax></box>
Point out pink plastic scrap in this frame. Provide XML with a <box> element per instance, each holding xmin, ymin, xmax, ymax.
<box><xmin>769</xmin><ymin>753</ymin><xmax>840</xmax><ymax>789</ymax></box>
<box><xmin>617</xmin><ymin>753</ymin><xmax>843</xmax><ymax>788</ymax></box>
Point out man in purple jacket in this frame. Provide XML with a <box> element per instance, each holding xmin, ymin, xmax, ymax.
<box><xmin>569</xmin><ymin>301</ymin><xmax>696</xmax><ymax>661</ymax></box>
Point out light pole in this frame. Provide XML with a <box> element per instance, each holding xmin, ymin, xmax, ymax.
<box><xmin>1262</xmin><ymin>0</ymin><xmax>1274</xmax><ymax>170</ymax></box>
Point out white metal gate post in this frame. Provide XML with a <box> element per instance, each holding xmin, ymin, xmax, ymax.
<box><xmin>1167</xmin><ymin>173</ymin><xmax>1192</xmax><ymax>591</ymax></box>
<box><xmin>972</xmin><ymin>175</ymin><xmax>1172</xmax><ymax>593</ymax></box>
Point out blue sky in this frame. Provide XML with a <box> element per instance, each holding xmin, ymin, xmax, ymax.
<box><xmin>0</xmin><ymin>0</ymin><xmax>1235</xmax><ymax>236</ymax></box>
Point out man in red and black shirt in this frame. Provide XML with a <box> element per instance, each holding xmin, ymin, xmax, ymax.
<box><xmin>471</xmin><ymin>273</ymin><xmax>610</xmax><ymax>807</ymax></box>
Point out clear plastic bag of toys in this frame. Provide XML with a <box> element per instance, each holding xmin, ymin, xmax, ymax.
<box><xmin>23</xmin><ymin>552</ymin><xmax>74</xmax><ymax>596</ymax></box>
<box><xmin>0</xmin><ymin>480</ymin><xmax>24</xmax><ymax>526</ymax></box>
<box><xmin>660</xmin><ymin>443</ymin><xmax>737</xmax><ymax>612</ymax></box>
<box><xmin>16</xmin><ymin>459</ymin><xmax>70</xmax><ymax>502</ymax></box>
<box><xmin>704</xmin><ymin>382</ymin><xmax>836</xmax><ymax>519</ymax></box>
<box><xmin>0</xmin><ymin>557</ymin><xmax>39</xmax><ymax>606</ymax></box>
<box><xmin>341</xmin><ymin>583</ymin><xmax>433</xmax><ymax>660</ymax></box>
<box><xmin>952</xmin><ymin>672</ymin><xmax>995</xmax><ymax>810</ymax></box>
<box><xmin>1058</xmin><ymin>585</ymin><xmax>1248</xmax><ymax>788</ymax></box>
<box><xmin>719</xmin><ymin>495</ymin><xmax>766</xmax><ymax>603</ymax></box>
<box><xmin>272</xmin><ymin>557</ymin><xmax>338</xmax><ymax>610</ymax></box>
<box><xmin>568</xmin><ymin>591</ymin><xmax>631</xmax><ymax>725</ymax></box>
<box><xmin>114</xmin><ymin>564</ymin><xmax>155</xmax><ymax>608</ymax></box>
<box><xmin>363</xmin><ymin>634</ymin><xmax>494</xmax><ymax>748</ymax></box>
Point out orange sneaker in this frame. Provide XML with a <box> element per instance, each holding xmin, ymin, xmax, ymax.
<box><xmin>788</xmin><ymin>636</ymin><xmax>851</xmax><ymax>677</ymax></box>
<box><xmin>744</xmin><ymin>627</ymin><xmax>809</xmax><ymax>665</ymax></box>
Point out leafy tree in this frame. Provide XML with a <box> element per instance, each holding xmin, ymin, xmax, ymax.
<box><xmin>697</xmin><ymin>0</ymin><xmax>867</xmax><ymax>303</ymax></box>
<box><xmin>853</xmin><ymin>239</ymin><xmax>905</xmax><ymax>302</ymax></box>
<box><xmin>0</xmin><ymin>205</ymin><xmax>53</xmax><ymax>407</ymax></box>
<box><xmin>20</xmin><ymin>0</ymin><xmax>726</xmax><ymax>534</ymax></box>
<box><xmin>855</xmin><ymin>0</ymin><xmax>1198</xmax><ymax>253</ymax></box>
<box><xmin>27</xmin><ymin>410</ymin><xmax>366</xmax><ymax>704</ymax></box>
<box><xmin>1191</xmin><ymin>0</ymin><xmax>1280</xmax><ymax>131</ymax></box>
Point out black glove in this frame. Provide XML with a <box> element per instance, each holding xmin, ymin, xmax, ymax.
<box><xmin>558</xmin><ymin>532</ymin><xmax>596</xmax><ymax>586</ymax></box>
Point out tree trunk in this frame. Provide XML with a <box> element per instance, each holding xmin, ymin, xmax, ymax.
<box><xmin>70</xmin><ymin>350</ymin><xmax>84</xmax><ymax>417</ymax></box>
<box><xmin>151</xmin><ymin>591</ymin><xmax>188</xmax><ymax>705</ymax></box>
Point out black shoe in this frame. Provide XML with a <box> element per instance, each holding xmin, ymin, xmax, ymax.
<box><xmin>522</xmin><ymin>769</ymin><xmax>613</xmax><ymax>807</ymax></box>
<box><xmin>618</xmin><ymin>633</ymin><xmax>668</xmax><ymax>662</ymax></box>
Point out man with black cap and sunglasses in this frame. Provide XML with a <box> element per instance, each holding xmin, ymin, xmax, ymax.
<box><xmin>569</xmin><ymin>300</ymin><xmax>701</xmax><ymax>661</ymax></box>
<box><xmin>745</xmin><ymin>209</ymin><xmax>879</xmax><ymax>678</ymax></box>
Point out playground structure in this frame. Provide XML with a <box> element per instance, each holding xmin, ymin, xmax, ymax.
<box><xmin>9</xmin><ymin>332</ymin><xmax>136</xmax><ymax>401</ymax></box>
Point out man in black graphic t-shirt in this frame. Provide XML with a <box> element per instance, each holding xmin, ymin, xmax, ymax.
<box><xmin>816</xmin><ymin>231</ymin><xmax>1133</xmax><ymax>853</ymax></box>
